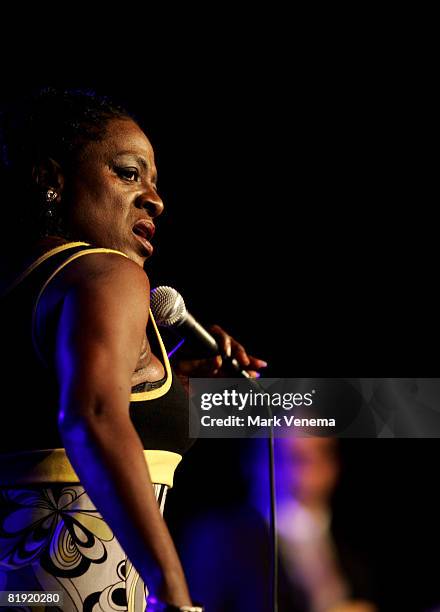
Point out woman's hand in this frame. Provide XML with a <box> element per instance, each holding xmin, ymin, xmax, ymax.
<box><xmin>173</xmin><ymin>324</ymin><xmax>267</xmax><ymax>386</ymax></box>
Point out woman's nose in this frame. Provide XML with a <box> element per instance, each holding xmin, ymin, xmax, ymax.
<box><xmin>137</xmin><ymin>189</ymin><xmax>164</xmax><ymax>218</ymax></box>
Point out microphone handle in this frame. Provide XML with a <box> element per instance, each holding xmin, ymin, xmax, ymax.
<box><xmin>179</xmin><ymin>312</ymin><xmax>219</xmax><ymax>354</ymax></box>
<box><xmin>178</xmin><ymin>312</ymin><xmax>250</xmax><ymax>378</ymax></box>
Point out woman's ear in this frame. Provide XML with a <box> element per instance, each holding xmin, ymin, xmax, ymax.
<box><xmin>31</xmin><ymin>158</ymin><xmax>65</xmax><ymax>198</ymax></box>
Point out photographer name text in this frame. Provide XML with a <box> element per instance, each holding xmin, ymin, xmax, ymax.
<box><xmin>200</xmin><ymin>415</ymin><xmax>336</xmax><ymax>428</ymax></box>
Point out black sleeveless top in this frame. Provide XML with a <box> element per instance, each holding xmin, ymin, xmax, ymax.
<box><xmin>0</xmin><ymin>242</ymin><xmax>193</xmax><ymax>456</ymax></box>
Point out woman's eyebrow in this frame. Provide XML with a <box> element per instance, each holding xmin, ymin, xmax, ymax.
<box><xmin>115</xmin><ymin>151</ymin><xmax>149</xmax><ymax>170</ymax></box>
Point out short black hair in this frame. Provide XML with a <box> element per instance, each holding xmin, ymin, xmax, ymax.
<box><xmin>1</xmin><ymin>87</ymin><xmax>132</xmax><ymax>172</ymax></box>
<box><xmin>0</xmin><ymin>87</ymin><xmax>134</xmax><ymax>246</ymax></box>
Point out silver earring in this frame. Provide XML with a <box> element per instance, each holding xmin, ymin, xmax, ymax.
<box><xmin>45</xmin><ymin>188</ymin><xmax>58</xmax><ymax>203</ymax></box>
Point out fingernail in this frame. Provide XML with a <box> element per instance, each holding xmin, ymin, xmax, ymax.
<box><xmin>226</xmin><ymin>345</ymin><xmax>232</xmax><ymax>358</ymax></box>
<box><xmin>260</xmin><ymin>361</ymin><xmax>268</xmax><ymax>367</ymax></box>
<box><xmin>256</xmin><ymin>372</ymin><xmax>261</xmax><ymax>378</ymax></box>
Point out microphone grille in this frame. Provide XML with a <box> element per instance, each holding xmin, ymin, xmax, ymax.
<box><xmin>150</xmin><ymin>285</ymin><xmax>187</xmax><ymax>327</ymax></box>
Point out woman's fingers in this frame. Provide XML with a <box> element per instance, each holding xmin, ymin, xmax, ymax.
<box><xmin>232</xmin><ymin>341</ymin><xmax>251</xmax><ymax>367</ymax></box>
<box><xmin>248</xmin><ymin>356</ymin><xmax>268</xmax><ymax>369</ymax></box>
<box><xmin>209</xmin><ymin>324</ymin><xmax>232</xmax><ymax>357</ymax></box>
<box><xmin>246</xmin><ymin>370</ymin><xmax>260</xmax><ymax>379</ymax></box>
<box><xmin>174</xmin><ymin>325</ymin><xmax>268</xmax><ymax>379</ymax></box>
<box><xmin>209</xmin><ymin>324</ymin><xmax>268</xmax><ymax>372</ymax></box>
<box><xmin>175</xmin><ymin>355</ymin><xmax>222</xmax><ymax>377</ymax></box>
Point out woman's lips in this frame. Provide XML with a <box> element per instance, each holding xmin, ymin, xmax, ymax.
<box><xmin>132</xmin><ymin>230</ymin><xmax>154</xmax><ymax>255</ymax></box>
<box><xmin>132</xmin><ymin>219</ymin><xmax>155</xmax><ymax>255</ymax></box>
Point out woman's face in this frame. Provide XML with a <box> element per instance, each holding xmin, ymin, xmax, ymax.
<box><xmin>64</xmin><ymin>118</ymin><xmax>163</xmax><ymax>267</ymax></box>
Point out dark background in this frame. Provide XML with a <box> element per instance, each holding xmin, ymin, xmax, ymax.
<box><xmin>1</xmin><ymin>60</ymin><xmax>438</xmax><ymax>609</ymax></box>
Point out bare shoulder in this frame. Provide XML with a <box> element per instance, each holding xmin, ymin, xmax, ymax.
<box><xmin>54</xmin><ymin>252</ymin><xmax>150</xmax><ymax>297</ymax></box>
<box><xmin>39</xmin><ymin>252</ymin><xmax>151</xmax><ymax>328</ymax></box>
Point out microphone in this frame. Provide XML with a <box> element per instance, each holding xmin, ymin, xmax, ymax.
<box><xmin>150</xmin><ymin>285</ymin><xmax>250</xmax><ymax>378</ymax></box>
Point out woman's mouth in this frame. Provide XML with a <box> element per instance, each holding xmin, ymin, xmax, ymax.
<box><xmin>132</xmin><ymin>219</ymin><xmax>155</xmax><ymax>255</ymax></box>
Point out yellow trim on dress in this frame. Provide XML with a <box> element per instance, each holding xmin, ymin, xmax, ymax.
<box><xmin>26</xmin><ymin>244</ymin><xmax>173</xmax><ymax>396</ymax></box>
<box><xmin>31</xmin><ymin>247</ymin><xmax>130</xmax><ymax>366</ymax></box>
<box><xmin>1</xmin><ymin>242</ymin><xmax>90</xmax><ymax>296</ymax></box>
<box><xmin>129</xmin><ymin>308</ymin><xmax>173</xmax><ymax>401</ymax></box>
<box><xmin>6</xmin><ymin>240</ymin><xmax>174</xmax><ymax>428</ymax></box>
<box><xmin>1</xmin><ymin>244</ymin><xmax>182</xmax><ymax>489</ymax></box>
<box><xmin>0</xmin><ymin>449</ymin><xmax>182</xmax><ymax>488</ymax></box>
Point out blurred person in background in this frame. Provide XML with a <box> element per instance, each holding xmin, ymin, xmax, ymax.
<box><xmin>274</xmin><ymin>436</ymin><xmax>377</xmax><ymax>612</ymax></box>
<box><xmin>178</xmin><ymin>436</ymin><xmax>378</xmax><ymax>611</ymax></box>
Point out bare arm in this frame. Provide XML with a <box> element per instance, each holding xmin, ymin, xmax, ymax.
<box><xmin>53</xmin><ymin>254</ymin><xmax>191</xmax><ymax>607</ymax></box>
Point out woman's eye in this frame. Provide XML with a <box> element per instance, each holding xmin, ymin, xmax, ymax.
<box><xmin>116</xmin><ymin>167</ymin><xmax>139</xmax><ymax>182</ymax></box>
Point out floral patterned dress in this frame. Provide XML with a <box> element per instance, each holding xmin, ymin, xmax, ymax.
<box><xmin>0</xmin><ymin>483</ymin><xmax>168</xmax><ymax>611</ymax></box>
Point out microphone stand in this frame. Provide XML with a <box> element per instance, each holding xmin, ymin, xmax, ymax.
<box><xmin>164</xmin><ymin>327</ymin><xmax>278</xmax><ymax>611</ymax></box>
<box><xmin>222</xmin><ymin>357</ymin><xmax>278</xmax><ymax>612</ymax></box>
